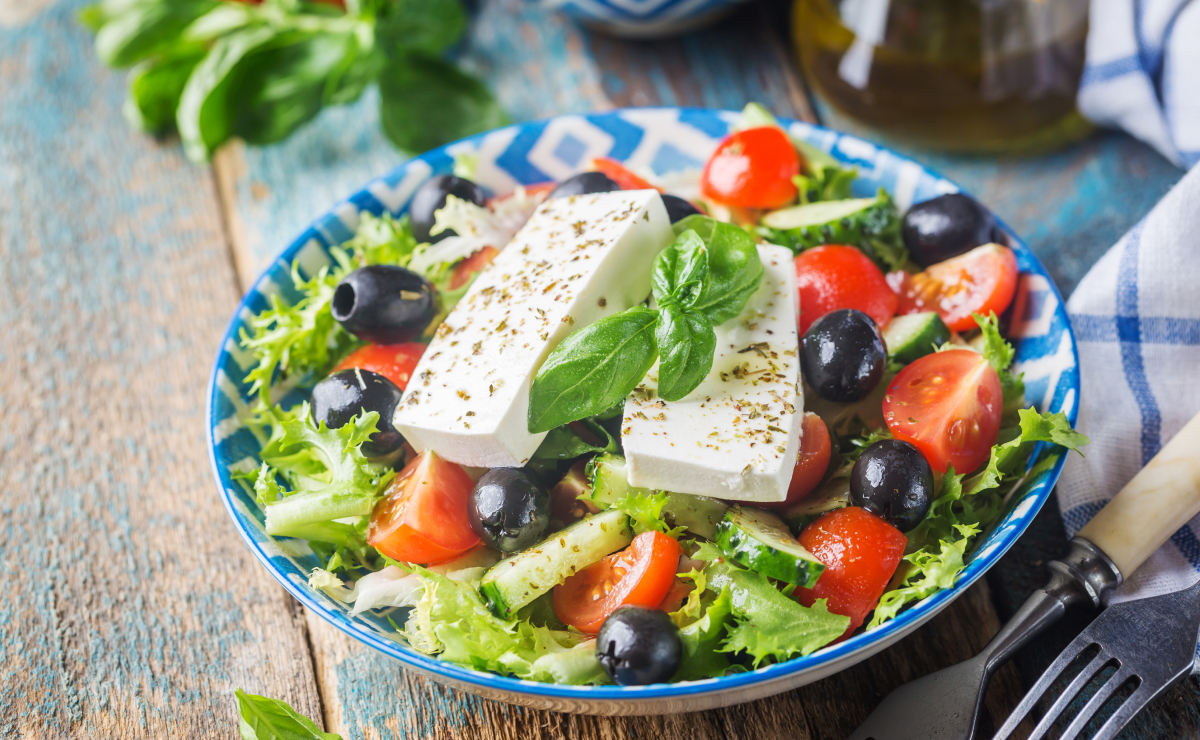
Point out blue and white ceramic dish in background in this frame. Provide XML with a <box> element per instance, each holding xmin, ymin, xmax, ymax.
<box><xmin>207</xmin><ymin>108</ymin><xmax>1080</xmax><ymax>715</ymax></box>
<box><xmin>532</xmin><ymin>0</ymin><xmax>752</xmax><ymax>38</ymax></box>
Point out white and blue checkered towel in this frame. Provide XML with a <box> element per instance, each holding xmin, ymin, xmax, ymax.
<box><xmin>1079</xmin><ymin>0</ymin><xmax>1200</xmax><ymax>168</ymax></box>
<box><xmin>1059</xmin><ymin>163</ymin><xmax>1200</xmax><ymax>612</ymax></box>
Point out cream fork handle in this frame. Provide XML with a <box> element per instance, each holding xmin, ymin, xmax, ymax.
<box><xmin>1079</xmin><ymin>409</ymin><xmax>1200</xmax><ymax>578</ymax></box>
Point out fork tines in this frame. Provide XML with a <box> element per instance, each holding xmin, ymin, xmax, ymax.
<box><xmin>993</xmin><ymin>581</ymin><xmax>1200</xmax><ymax>740</ymax></box>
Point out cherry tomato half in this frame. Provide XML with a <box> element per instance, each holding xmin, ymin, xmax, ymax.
<box><xmin>882</xmin><ymin>349</ymin><xmax>1003</xmax><ymax>474</ymax></box>
<box><xmin>590</xmin><ymin>157</ymin><xmax>661</xmax><ymax>192</ymax></box>
<box><xmin>367</xmin><ymin>451</ymin><xmax>480</xmax><ymax>564</ymax></box>
<box><xmin>553</xmin><ymin>531</ymin><xmax>682</xmax><ymax>634</ymax></box>
<box><xmin>889</xmin><ymin>243</ymin><xmax>1018</xmax><ymax>332</ymax></box>
<box><xmin>449</xmin><ymin>245</ymin><xmax>499</xmax><ymax>290</ymax></box>
<box><xmin>758</xmin><ymin>413</ymin><xmax>832</xmax><ymax>510</ymax></box>
<box><xmin>700</xmin><ymin>127</ymin><xmax>800</xmax><ymax>210</ymax></box>
<box><xmin>334</xmin><ymin>342</ymin><xmax>425</xmax><ymax>390</ymax></box>
<box><xmin>794</xmin><ymin>245</ymin><xmax>898</xmax><ymax>336</ymax></box>
<box><xmin>794</xmin><ymin>507</ymin><xmax>907</xmax><ymax>640</ymax></box>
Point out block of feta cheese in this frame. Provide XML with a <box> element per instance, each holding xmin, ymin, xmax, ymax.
<box><xmin>621</xmin><ymin>244</ymin><xmax>802</xmax><ymax>502</ymax></box>
<box><xmin>394</xmin><ymin>190</ymin><xmax>673</xmax><ymax>468</ymax></box>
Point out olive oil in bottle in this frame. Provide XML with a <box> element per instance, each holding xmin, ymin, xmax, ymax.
<box><xmin>793</xmin><ymin>0</ymin><xmax>1091</xmax><ymax>153</ymax></box>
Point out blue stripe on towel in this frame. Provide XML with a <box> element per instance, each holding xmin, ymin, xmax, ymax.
<box><xmin>1115</xmin><ymin>222</ymin><xmax>1163</xmax><ymax>465</ymax></box>
<box><xmin>1080</xmin><ymin>56</ymin><xmax>1143</xmax><ymax>87</ymax></box>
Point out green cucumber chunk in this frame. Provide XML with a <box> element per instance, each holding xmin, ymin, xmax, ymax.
<box><xmin>883</xmin><ymin>311</ymin><xmax>951</xmax><ymax>364</ymax></box>
<box><xmin>781</xmin><ymin>478</ymin><xmax>851</xmax><ymax>533</ymax></box>
<box><xmin>714</xmin><ymin>505</ymin><xmax>825</xmax><ymax>587</ymax></box>
<box><xmin>761</xmin><ymin>197</ymin><xmax>878</xmax><ymax>230</ymax></box>
<box><xmin>589</xmin><ymin>453</ymin><xmax>729</xmax><ymax>539</ymax></box>
<box><xmin>479</xmin><ymin>508</ymin><xmax>632</xmax><ymax>619</ymax></box>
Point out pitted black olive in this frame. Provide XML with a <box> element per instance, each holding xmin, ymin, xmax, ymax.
<box><xmin>902</xmin><ymin>193</ymin><xmax>1001</xmax><ymax>267</ymax></box>
<box><xmin>549</xmin><ymin>172</ymin><xmax>620</xmax><ymax>199</ymax></box>
<box><xmin>850</xmin><ymin>439</ymin><xmax>934</xmax><ymax>532</ymax></box>
<box><xmin>310</xmin><ymin>369</ymin><xmax>405</xmax><ymax>458</ymax></box>
<box><xmin>661</xmin><ymin>194</ymin><xmax>702</xmax><ymax>223</ymax></box>
<box><xmin>331</xmin><ymin>265</ymin><xmax>435</xmax><ymax>344</ymax></box>
<box><xmin>409</xmin><ymin>174</ymin><xmax>488</xmax><ymax>244</ymax></box>
<box><xmin>468</xmin><ymin>468</ymin><xmax>551</xmax><ymax>552</ymax></box>
<box><xmin>801</xmin><ymin>308</ymin><xmax>887</xmax><ymax>403</ymax></box>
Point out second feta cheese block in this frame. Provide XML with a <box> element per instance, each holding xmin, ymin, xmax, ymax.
<box><xmin>622</xmin><ymin>244</ymin><xmax>803</xmax><ymax>502</ymax></box>
<box><xmin>395</xmin><ymin>190</ymin><xmax>673</xmax><ymax>468</ymax></box>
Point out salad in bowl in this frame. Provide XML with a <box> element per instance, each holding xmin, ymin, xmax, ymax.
<box><xmin>211</xmin><ymin>104</ymin><xmax>1084</xmax><ymax>708</ymax></box>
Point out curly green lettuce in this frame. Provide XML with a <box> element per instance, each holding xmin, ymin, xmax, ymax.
<box><xmin>668</xmin><ymin>569</ymin><xmax>736</xmax><ymax>681</ymax></box>
<box><xmin>399</xmin><ymin>566</ymin><xmax>607</xmax><ymax>685</ymax></box>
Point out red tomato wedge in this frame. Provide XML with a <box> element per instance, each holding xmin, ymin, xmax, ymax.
<box><xmin>334</xmin><ymin>342</ymin><xmax>425</xmax><ymax>390</ymax></box>
<box><xmin>700</xmin><ymin>127</ymin><xmax>800</xmax><ymax>210</ymax></box>
<box><xmin>449</xmin><ymin>245</ymin><xmax>499</xmax><ymax>290</ymax></box>
<box><xmin>758</xmin><ymin>413</ymin><xmax>832</xmax><ymax>510</ymax></box>
<box><xmin>883</xmin><ymin>349</ymin><xmax>1003</xmax><ymax>474</ymax></box>
<box><xmin>553</xmin><ymin>531</ymin><xmax>682</xmax><ymax>634</ymax></box>
<box><xmin>794</xmin><ymin>507</ymin><xmax>907</xmax><ymax>640</ymax></box>
<box><xmin>889</xmin><ymin>243</ymin><xmax>1018</xmax><ymax>332</ymax></box>
<box><xmin>367</xmin><ymin>451</ymin><xmax>480</xmax><ymax>564</ymax></box>
<box><xmin>795</xmin><ymin>245</ymin><xmax>898</xmax><ymax>335</ymax></box>
<box><xmin>590</xmin><ymin>157</ymin><xmax>661</xmax><ymax>192</ymax></box>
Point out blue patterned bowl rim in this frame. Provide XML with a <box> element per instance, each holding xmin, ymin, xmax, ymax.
<box><xmin>206</xmin><ymin>107</ymin><xmax>1080</xmax><ymax>702</ymax></box>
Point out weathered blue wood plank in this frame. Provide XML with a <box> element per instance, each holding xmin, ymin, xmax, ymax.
<box><xmin>0</xmin><ymin>1</ymin><xmax>324</xmax><ymax>736</ymax></box>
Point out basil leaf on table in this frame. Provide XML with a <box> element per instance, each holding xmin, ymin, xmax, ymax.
<box><xmin>92</xmin><ymin>0</ymin><xmax>219</xmax><ymax>67</ymax></box>
<box><xmin>375</xmin><ymin>0</ymin><xmax>466</xmax><ymax>56</ymax></box>
<box><xmin>527</xmin><ymin>307</ymin><xmax>659</xmax><ymax>434</ymax></box>
<box><xmin>655</xmin><ymin>302</ymin><xmax>717</xmax><ymax>402</ymax></box>
<box><xmin>674</xmin><ymin>215</ymin><xmax>764</xmax><ymax>324</ymax></box>
<box><xmin>378</xmin><ymin>52</ymin><xmax>508</xmax><ymax>153</ymax></box>
<box><xmin>124</xmin><ymin>49</ymin><xmax>205</xmax><ymax>133</ymax></box>
<box><xmin>652</xmin><ymin>229</ymin><xmax>708</xmax><ymax>307</ymax></box>
<box><xmin>176</xmin><ymin>26</ymin><xmax>280</xmax><ymax>161</ymax></box>
<box><xmin>235</xmin><ymin>688</ymin><xmax>342</xmax><ymax>740</ymax></box>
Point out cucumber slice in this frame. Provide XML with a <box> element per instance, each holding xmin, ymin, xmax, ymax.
<box><xmin>781</xmin><ymin>478</ymin><xmax>851</xmax><ymax>533</ymax></box>
<box><xmin>479</xmin><ymin>508</ymin><xmax>632</xmax><ymax>619</ymax></box>
<box><xmin>761</xmin><ymin>197</ymin><xmax>879</xmax><ymax>230</ymax></box>
<box><xmin>883</xmin><ymin>311</ymin><xmax>951</xmax><ymax>364</ymax></box>
<box><xmin>714</xmin><ymin>505</ymin><xmax>825</xmax><ymax>587</ymax></box>
<box><xmin>589</xmin><ymin>454</ymin><xmax>728</xmax><ymax>538</ymax></box>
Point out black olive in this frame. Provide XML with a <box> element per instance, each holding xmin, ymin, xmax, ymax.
<box><xmin>596</xmin><ymin>606</ymin><xmax>682</xmax><ymax>686</ymax></box>
<box><xmin>549</xmin><ymin>171</ymin><xmax>620</xmax><ymax>199</ymax></box>
<box><xmin>409</xmin><ymin>174</ymin><xmax>488</xmax><ymax>244</ymax></box>
<box><xmin>850</xmin><ymin>439</ymin><xmax>934</xmax><ymax>532</ymax></box>
<box><xmin>902</xmin><ymin>193</ymin><xmax>1002</xmax><ymax>267</ymax></box>
<box><xmin>310</xmin><ymin>369</ymin><xmax>405</xmax><ymax>458</ymax></box>
<box><xmin>468</xmin><ymin>468</ymin><xmax>551</xmax><ymax>552</ymax></box>
<box><xmin>801</xmin><ymin>309</ymin><xmax>886</xmax><ymax>403</ymax></box>
<box><xmin>661</xmin><ymin>194</ymin><xmax>701</xmax><ymax>223</ymax></box>
<box><xmin>331</xmin><ymin>265</ymin><xmax>435</xmax><ymax>344</ymax></box>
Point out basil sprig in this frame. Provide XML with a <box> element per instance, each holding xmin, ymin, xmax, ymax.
<box><xmin>527</xmin><ymin>216</ymin><xmax>764</xmax><ymax>433</ymax></box>
<box><xmin>81</xmin><ymin>0</ymin><xmax>506</xmax><ymax>162</ymax></box>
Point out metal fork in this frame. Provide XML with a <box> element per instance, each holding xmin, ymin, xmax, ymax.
<box><xmin>993</xmin><ymin>578</ymin><xmax>1200</xmax><ymax>740</ymax></box>
<box><xmin>848</xmin><ymin>409</ymin><xmax>1200</xmax><ymax>740</ymax></box>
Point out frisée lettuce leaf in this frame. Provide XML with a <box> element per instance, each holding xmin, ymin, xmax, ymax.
<box><xmin>398</xmin><ymin>566</ymin><xmax>607</xmax><ymax>685</ymax></box>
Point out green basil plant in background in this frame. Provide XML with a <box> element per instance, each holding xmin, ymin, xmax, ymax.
<box><xmin>80</xmin><ymin>0</ymin><xmax>507</xmax><ymax>161</ymax></box>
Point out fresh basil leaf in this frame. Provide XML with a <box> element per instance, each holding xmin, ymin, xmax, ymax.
<box><xmin>528</xmin><ymin>307</ymin><xmax>659</xmax><ymax>433</ymax></box>
<box><xmin>176</xmin><ymin>25</ymin><xmax>279</xmax><ymax>161</ymax></box>
<box><xmin>655</xmin><ymin>303</ymin><xmax>716</xmax><ymax>402</ymax></box>
<box><xmin>652</xmin><ymin>229</ymin><xmax>708</xmax><ymax>307</ymax></box>
<box><xmin>235</xmin><ymin>32</ymin><xmax>372</xmax><ymax>146</ymax></box>
<box><xmin>235</xmin><ymin>688</ymin><xmax>341</xmax><ymax>740</ymax></box>
<box><xmin>378</xmin><ymin>51</ymin><xmax>507</xmax><ymax>154</ymax></box>
<box><xmin>673</xmin><ymin>215</ymin><xmax>764</xmax><ymax>325</ymax></box>
<box><xmin>123</xmin><ymin>49</ymin><xmax>205</xmax><ymax>133</ymax></box>
<box><xmin>533</xmin><ymin>418</ymin><xmax>619</xmax><ymax>460</ymax></box>
<box><xmin>94</xmin><ymin>0</ymin><xmax>220</xmax><ymax>68</ymax></box>
<box><xmin>376</xmin><ymin>0</ymin><xmax>466</xmax><ymax>56</ymax></box>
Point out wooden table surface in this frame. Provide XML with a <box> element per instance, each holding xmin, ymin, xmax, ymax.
<box><xmin>1</xmin><ymin>0</ymin><xmax>1195</xmax><ymax>737</ymax></box>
